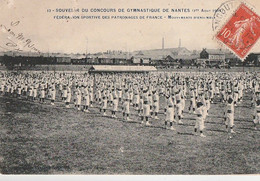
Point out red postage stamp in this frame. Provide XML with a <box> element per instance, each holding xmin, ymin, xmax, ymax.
<box><xmin>216</xmin><ymin>3</ymin><xmax>260</xmax><ymax>59</ymax></box>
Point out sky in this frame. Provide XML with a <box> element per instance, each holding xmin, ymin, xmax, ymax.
<box><xmin>0</xmin><ymin>0</ymin><xmax>259</xmax><ymax>54</ymax></box>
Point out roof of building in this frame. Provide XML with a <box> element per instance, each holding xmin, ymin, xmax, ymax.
<box><xmin>131</xmin><ymin>55</ymin><xmax>151</xmax><ymax>59</ymax></box>
<box><xmin>170</xmin><ymin>54</ymin><xmax>200</xmax><ymax>60</ymax></box>
<box><xmin>89</xmin><ymin>52</ymin><xmax>131</xmax><ymax>59</ymax></box>
<box><xmin>70</xmin><ymin>54</ymin><xmax>86</xmax><ymax>59</ymax></box>
<box><xmin>89</xmin><ymin>65</ymin><xmax>157</xmax><ymax>72</ymax></box>
<box><xmin>132</xmin><ymin>47</ymin><xmax>191</xmax><ymax>60</ymax></box>
<box><xmin>249</xmin><ymin>52</ymin><xmax>260</xmax><ymax>55</ymax></box>
<box><xmin>203</xmin><ymin>49</ymin><xmax>227</xmax><ymax>55</ymax></box>
<box><xmin>225</xmin><ymin>53</ymin><xmax>238</xmax><ymax>59</ymax></box>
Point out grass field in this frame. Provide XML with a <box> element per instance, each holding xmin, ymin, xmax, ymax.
<box><xmin>0</xmin><ymin>91</ymin><xmax>259</xmax><ymax>174</ymax></box>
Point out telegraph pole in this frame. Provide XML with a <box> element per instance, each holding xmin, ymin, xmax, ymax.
<box><xmin>86</xmin><ymin>38</ymin><xmax>88</xmax><ymax>64</ymax></box>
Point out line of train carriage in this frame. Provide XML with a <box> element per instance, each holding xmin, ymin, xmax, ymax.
<box><xmin>0</xmin><ymin>55</ymin><xmax>191</xmax><ymax>66</ymax></box>
<box><xmin>0</xmin><ymin>53</ymin><xmax>258</xmax><ymax>68</ymax></box>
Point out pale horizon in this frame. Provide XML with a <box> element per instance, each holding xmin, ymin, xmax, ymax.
<box><xmin>0</xmin><ymin>0</ymin><xmax>259</xmax><ymax>54</ymax></box>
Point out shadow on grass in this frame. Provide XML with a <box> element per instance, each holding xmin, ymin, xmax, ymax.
<box><xmin>206</xmin><ymin>128</ymin><xmax>227</xmax><ymax>133</ymax></box>
<box><xmin>182</xmin><ymin>117</ymin><xmax>196</xmax><ymax>121</ymax></box>
<box><xmin>120</xmin><ymin>119</ymin><xmax>142</xmax><ymax>124</ymax></box>
<box><xmin>205</xmin><ymin>121</ymin><xmax>223</xmax><ymax>125</ymax></box>
<box><xmin>236</xmin><ymin>105</ymin><xmax>252</xmax><ymax>108</ymax></box>
<box><xmin>177</xmin><ymin>132</ymin><xmax>194</xmax><ymax>136</ymax></box>
<box><xmin>237</xmin><ymin>127</ymin><xmax>255</xmax><ymax>131</ymax></box>
<box><xmin>208</xmin><ymin>115</ymin><xmax>224</xmax><ymax>119</ymax></box>
<box><xmin>235</xmin><ymin>119</ymin><xmax>252</xmax><ymax>123</ymax></box>
<box><xmin>178</xmin><ymin>123</ymin><xmax>194</xmax><ymax>127</ymax></box>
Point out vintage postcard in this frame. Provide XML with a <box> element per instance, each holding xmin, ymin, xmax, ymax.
<box><xmin>0</xmin><ymin>0</ymin><xmax>260</xmax><ymax>177</ymax></box>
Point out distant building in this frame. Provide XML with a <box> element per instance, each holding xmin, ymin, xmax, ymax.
<box><xmin>56</xmin><ymin>57</ymin><xmax>71</xmax><ymax>64</ymax></box>
<box><xmin>132</xmin><ymin>47</ymin><xmax>192</xmax><ymax>61</ymax></box>
<box><xmin>245</xmin><ymin>53</ymin><xmax>260</xmax><ymax>66</ymax></box>
<box><xmin>200</xmin><ymin>48</ymin><xmax>225</xmax><ymax>60</ymax></box>
<box><xmin>86</xmin><ymin>51</ymin><xmax>131</xmax><ymax>65</ymax></box>
<box><xmin>225</xmin><ymin>53</ymin><xmax>242</xmax><ymax>66</ymax></box>
<box><xmin>71</xmin><ymin>53</ymin><xmax>86</xmax><ymax>64</ymax></box>
<box><xmin>131</xmin><ymin>56</ymin><xmax>151</xmax><ymax>64</ymax></box>
<box><xmin>199</xmin><ymin>48</ymin><xmax>226</xmax><ymax>66</ymax></box>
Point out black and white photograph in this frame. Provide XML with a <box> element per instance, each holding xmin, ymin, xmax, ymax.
<box><xmin>0</xmin><ymin>0</ymin><xmax>259</xmax><ymax>178</ymax></box>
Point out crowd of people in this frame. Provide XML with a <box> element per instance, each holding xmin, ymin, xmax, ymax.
<box><xmin>0</xmin><ymin>71</ymin><xmax>259</xmax><ymax>138</ymax></box>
